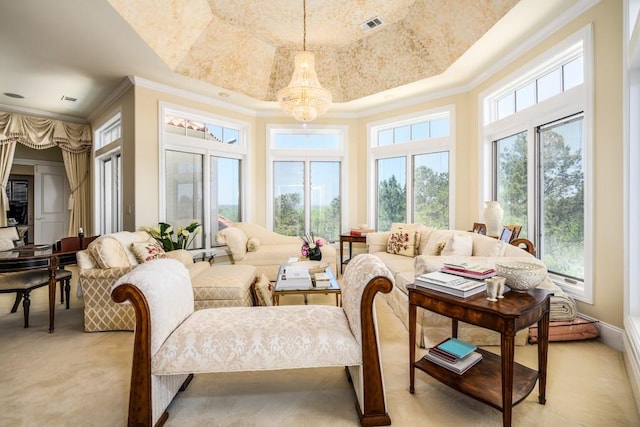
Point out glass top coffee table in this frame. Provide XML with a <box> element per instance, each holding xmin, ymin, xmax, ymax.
<box><xmin>273</xmin><ymin>262</ymin><xmax>341</xmax><ymax>306</ymax></box>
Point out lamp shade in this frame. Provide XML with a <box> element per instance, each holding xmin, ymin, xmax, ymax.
<box><xmin>276</xmin><ymin>51</ymin><xmax>332</xmax><ymax>122</ymax></box>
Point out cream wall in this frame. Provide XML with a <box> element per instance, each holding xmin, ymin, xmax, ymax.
<box><xmin>91</xmin><ymin>1</ymin><xmax>622</xmax><ymax>328</ymax></box>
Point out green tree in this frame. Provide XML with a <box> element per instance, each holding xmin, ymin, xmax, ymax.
<box><xmin>273</xmin><ymin>193</ymin><xmax>304</xmax><ymax>236</ymax></box>
<box><xmin>497</xmin><ymin>133</ymin><xmax>528</xmax><ymax>235</ymax></box>
<box><xmin>311</xmin><ymin>196</ymin><xmax>341</xmax><ymax>241</ymax></box>
<box><xmin>414</xmin><ymin>166</ymin><xmax>449</xmax><ymax>229</ymax></box>
<box><xmin>378</xmin><ymin>175</ymin><xmax>406</xmax><ymax>231</ymax></box>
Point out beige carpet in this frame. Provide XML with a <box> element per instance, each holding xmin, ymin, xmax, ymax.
<box><xmin>1</xmin><ymin>266</ymin><xmax>639</xmax><ymax>426</ymax></box>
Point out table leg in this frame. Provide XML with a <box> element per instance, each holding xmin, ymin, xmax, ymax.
<box><xmin>538</xmin><ymin>311</ymin><xmax>550</xmax><ymax>404</ymax></box>
<box><xmin>500</xmin><ymin>333</ymin><xmax>515</xmax><ymax>427</ymax></box>
<box><xmin>409</xmin><ymin>303</ymin><xmax>417</xmax><ymax>393</ymax></box>
<box><xmin>340</xmin><ymin>239</ymin><xmax>345</xmax><ymax>274</ymax></box>
<box><xmin>48</xmin><ymin>256</ymin><xmax>58</xmax><ymax>333</ymax></box>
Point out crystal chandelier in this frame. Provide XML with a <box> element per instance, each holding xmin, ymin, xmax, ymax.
<box><xmin>276</xmin><ymin>0</ymin><xmax>332</xmax><ymax>122</ymax></box>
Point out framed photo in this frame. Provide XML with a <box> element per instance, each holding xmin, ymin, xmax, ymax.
<box><xmin>499</xmin><ymin>227</ymin><xmax>513</xmax><ymax>243</ymax></box>
<box><xmin>472</xmin><ymin>222</ymin><xmax>487</xmax><ymax>235</ymax></box>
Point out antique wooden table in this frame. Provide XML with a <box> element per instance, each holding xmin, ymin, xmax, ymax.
<box><xmin>339</xmin><ymin>233</ymin><xmax>367</xmax><ymax>274</ymax></box>
<box><xmin>0</xmin><ymin>245</ymin><xmax>78</xmax><ymax>333</ymax></box>
<box><xmin>408</xmin><ymin>284</ymin><xmax>551</xmax><ymax>427</ymax></box>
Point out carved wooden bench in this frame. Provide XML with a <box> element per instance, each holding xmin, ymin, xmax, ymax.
<box><xmin>111</xmin><ymin>254</ymin><xmax>394</xmax><ymax>427</ymax></box>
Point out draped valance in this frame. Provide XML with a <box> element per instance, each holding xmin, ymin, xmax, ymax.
<box><xmin>0</xmin><ymin>111</ymin><xmax>92</xmax><ymax>153</ymax></box>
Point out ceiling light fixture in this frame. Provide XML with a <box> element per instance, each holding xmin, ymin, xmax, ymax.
<box><xmin>276</xmin><ymin>0</ymin><xmax>331</xmax><ymax>122</ymax></box>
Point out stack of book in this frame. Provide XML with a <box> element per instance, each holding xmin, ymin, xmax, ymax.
<box><xmin>312</xmin><ymin>271</ymin><xmax>332</xmax><ymax>289</ymax></box>
<box><xmin>415</xmin><ymin>271</ymin><xmax>486</xmax><ymax>298</ymax></box>
<box><xmin>424</xmin><ymin>337</ymin><xmax>483</xmax><ymax>374</ymax></box>
<box><xmin>441</xmin><ymin>261</ymin><xmax>496</xmax><ymax>280</ymax></box>
<box><xmin>349</xmin><ymin>227</ymin><xmax>374</xmax><ymax>236</ymax></box>
<box><xmin>278</xmin><ymin>266</ymin><xmax>312</xmax><ymax>289</ymax></box>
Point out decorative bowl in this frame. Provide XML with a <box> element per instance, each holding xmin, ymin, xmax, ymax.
<box><xmin>494</xmin><ymin>261</ymin><xmax>547</xmax><ymax>292</ymax></box>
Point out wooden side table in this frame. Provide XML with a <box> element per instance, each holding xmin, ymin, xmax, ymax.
<box><xmin>408</xmin><ymin>285</ymin><xmax>551</xmax><ymax>427</ymax></box>
<box><xmin>339</xmin><ymin>233</ymin><xmax>367</xmax><ymax>274</ymax></box>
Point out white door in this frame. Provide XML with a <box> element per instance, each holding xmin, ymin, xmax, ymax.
<box><xmin>34</xmin><ymin>164</ymin><xmax>70</xmax><ymax>244</ymax></box>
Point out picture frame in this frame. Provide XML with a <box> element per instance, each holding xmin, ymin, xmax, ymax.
<box><xmin>499</xmin><ymin>227</ymin><xmax>513</xmax><ymax>243</ymax></box>
<box><xmin>508</xmin><ymin>225</ymin><xmax>522</xmax><ymax>241</ymax></box>
<box><xmin>472</xmin><ymin>222</ymin><xmax>487</xmax><ymax>235</ymax></box>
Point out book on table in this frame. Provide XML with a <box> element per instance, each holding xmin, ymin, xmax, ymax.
<box><xmin>278</xmin><ymin>266</ymin><xmax>312</xmax><ymax>289</ymax></box>
<box><xmin>423</xmin><ymin>350</ymin><xmax>483</xmax><ymax>374</ymax></box>
<box><xmin>415</xmin><ymin>272</ymin><xmax>486</xmax><ymax>298</ymax></box>
<box><xmin>434</xmin><ymin>337</ymin><xmax>477</xmax><ymax>360</ymax></box>
<box><xmin>312</xmin><ymin>272</ymin><xmax>332</xmax><ymax>289</ymax></box>
<box><xmin>440</xmin><ymin>266</ymin><xmax>496</xmax><ymax>280</ymax></box>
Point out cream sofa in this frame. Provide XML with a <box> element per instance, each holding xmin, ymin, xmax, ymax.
<box><xmin>77</xmin><ymin>231</ymin><xmax>256</xmax><ymax>332</ymax></box>
<box><xmin>216</xmin><ymin>222</ymin><xmax>337</xmax><ymax>281</ymax></box>
<box><xmin>367</xmin><ymin>226</ymin><xmax>563</xmax><ymax>347</ymax></box>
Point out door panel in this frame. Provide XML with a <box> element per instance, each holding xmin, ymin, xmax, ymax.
<box><xmin>34</xmin><ymin>164</ymin><xmax>69</xmax><ymax>244</ymax></box>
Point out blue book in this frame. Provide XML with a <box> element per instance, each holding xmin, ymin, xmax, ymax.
<box><xmin>436</xmin><ymin>338</ymin><xmax>477</xmax><ymax>360</ymax></box>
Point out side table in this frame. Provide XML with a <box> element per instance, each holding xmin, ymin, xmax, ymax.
<box><xmin>408</xmin><ymin>285</ymin><xmax>551</xmax><ymax>427</ymax></box>
<box><xmin>339</xmin><ymin>233</ymin><xmax>367</xmax><ymax>274</ymax></box>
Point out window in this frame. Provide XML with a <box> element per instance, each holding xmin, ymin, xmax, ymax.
<box><xmin>369</xmin><ymin>108</ymin><xmax>454</xmax><ymax>231</ymax></box>
<box><xmin>267</xmin><ymin>126</ymin><xmax>346</xmax><ymax>242</ymax></box>
<box><xmin>482</xmin><ymin>26</ymin><xmax>593</xmax><ymax>301</ymax></box>
<box><xmin>94</xmin><ymin>112</ymin><xmax>123</xmax><ymax>234</ymax></box>
<box><xmin>161</xmin><ymin>105</ymin><xmax>248</xmax><ymax>249</ymax></box>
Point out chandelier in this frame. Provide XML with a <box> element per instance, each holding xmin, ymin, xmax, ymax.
<box><xmin>276</xmin><ymin>0</ymin><xmax>332</xmax><ymax>122</ymax></box>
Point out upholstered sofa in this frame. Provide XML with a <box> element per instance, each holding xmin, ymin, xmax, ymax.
<box><xmin>77</xmin><ymin>231</ymin><xmax>256</xmax><ymax>332</ymax></box>
<box><xmin>112</xmin><ymin>254</ymin><xmax>393</xmax><ymax>426</ymax></box>
<box><xmin>216</xmin><ymin>222</ymin><xmax>337</xmax><ymax>281</ymax></box>
<box><xmin>367</xmin><ymin>225</ymin><xmax>566</xmax><ymax>347</ymax></box>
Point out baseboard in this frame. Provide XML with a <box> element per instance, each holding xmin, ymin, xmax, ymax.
<box><xmin>578</xmin><ymin>313</ymin><xmax>624</xmax><ymax>351</ymax></box>
<box><xmin>624</xmin><ymin>317</ymin><xmax>640</xmax><ymax>414</ymax></box>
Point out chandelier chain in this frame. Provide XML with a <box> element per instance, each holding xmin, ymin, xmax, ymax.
<box><xmin>303</xmin><ymin>0</ymin><xmax>307</xmax><ymax>51</ymax></box>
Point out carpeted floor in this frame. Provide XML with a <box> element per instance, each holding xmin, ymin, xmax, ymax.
<box><xmin>1</xmin><ymin>266</ymin><xmax>638</xmax><ymax>426</ymax></box>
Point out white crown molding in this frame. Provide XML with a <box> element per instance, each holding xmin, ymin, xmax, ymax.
<box><xmin>0</xmin><ymin>103</ymin><xmax>88</xmax><ymax>124</ymax></box>
<box><xmin>128</xmin><ymin>76</ymin><xmax>258</xmax><ymax>117</ymax></box>
<box><xmin>86</xmin><ymin>77</ymin><xmax>135</xmax><ymax>123</ymax></box>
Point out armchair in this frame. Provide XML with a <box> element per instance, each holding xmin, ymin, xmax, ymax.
<box><xmin>216</xmin><ymin>223</ymin><xmax>337</xmax><ymax>281</ymax></box>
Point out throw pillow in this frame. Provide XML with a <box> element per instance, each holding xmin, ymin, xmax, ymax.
<box><xmin>386</xmin><ymin>223</ymin><xmax>420</xmax><ymax>257</ymax></box>
<box><xmin>423</xmin><ymin>230</ymin><xmax>455</xmax><ymax>255</ymax></box>
<box><xmin>0</xmin><ymin>237</ymin><xmax>14</xmax><ymax>251</ymax></box>
<box><xmin>253</xmin><ymin>274</ymin><xmax>273</xmax><ymax>306</ymax></box>
<box><xmin>130</xmin><ymin>239</ymin><xmax>168</xmax><ymax>264</ymax></box>
<box><xmin>246</xmin><ymin>237</ymin><xmax>261</xmax><ymax>252</ymax></box>
<box><xmin>89</xmin><ymin>236</ymin><xmax>131</xmax><ymax>269</ymax></box>
<box><xmin>434</xmin><ymin>241</ymin><xmax>447</xmax><ymax>256</ymax></box>
<box><xmin>441</xmin><ymin>232</ymin><xmax>473</xmax><ymax>257</ymax></box>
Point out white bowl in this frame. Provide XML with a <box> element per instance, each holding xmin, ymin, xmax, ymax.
<box><xmin>494</xmin><ymin>261</ymin><xmax>547</xmax><ymax>292</ymax></box>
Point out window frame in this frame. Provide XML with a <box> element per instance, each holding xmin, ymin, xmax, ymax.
<box><xmin>159</xmin><ymin>103</ymin><xmax>251</xmax><ymax>249</ymax></box>
<box><xmin>266</xmin><ymin>124</ymin><xmax>348</xmax><ymax>239</ymax></box>
<box><xmin>367</xmin><ymin>106</ymin><xmax>456</xmax><ymax>230</ymax></box>
<box><xmin>479</xmin><ymin>25</ymin><xmax>594</xmax><ymax>303</ymax></box>
<box><xmin>94</xmin><ymin>110</ymin><xmax>123</xmax><ymax>234</ymax></box>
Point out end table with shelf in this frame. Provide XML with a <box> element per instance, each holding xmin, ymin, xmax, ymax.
<box><xmin>408</xmin><ymin>284</ymin><xmax>551</xmax><ymax>427</ymax></box>
<box><xmin>339</xmin><ymin>233</ymin><xmax>367</xmax><ymax>274</ymax></box>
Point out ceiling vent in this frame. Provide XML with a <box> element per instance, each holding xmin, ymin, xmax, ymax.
<box><xmin>360</xmin><ymin>17</ymin><xmax>383</xmax><ymax>32</ymax></box>
<box><xmin>60</xmin><ymin>95</ymin><xmax>77</xmax><ymax>102</ymax></box>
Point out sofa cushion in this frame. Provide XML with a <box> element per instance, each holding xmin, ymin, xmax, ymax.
<box><xmin>423</xmin><ymin>230</ymin><xmax>455</xmax><ymax>255</ymax></box>
<box><xmin>472</xmin><ymin>235</ymin><xmax>507</xmax><ymax>257</ymax></box>
<box><xmin>130</xmin><ymin>239</ymin><xmax>167</xmax><ymax>263</ymax></box>
<box><xmin>254</xmin><ymin>273</ymin><xmax>273</xmax><ymax>306</ymax></box>
<box><xmin>386</xmin><ymin>223</ymin><xmax>420</xmax><ymax>257</ymax></box>
<box><xmin>247</xmin><ymin>236</ymin><xmax>261</xmax><ymax>252</ymax></box>
<box><xmin>441</xmin><ymin>232</ymin><xmax>473</xmax><ymax>256</ymax></box>
<box><xmin>89</xmin><ymin>236</ymin><xmax>131</xmax><ymax>269</ymax></box>
<box><xmin>216</xmin><ymin>227</ymin><xmax>248</xmax><ymax>261</ymax></box>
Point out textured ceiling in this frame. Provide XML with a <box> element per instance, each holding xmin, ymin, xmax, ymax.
<box><xmin>107</xmin><ymin>0</ymin><xmax>518</xmax><ymax>103</ymax></box>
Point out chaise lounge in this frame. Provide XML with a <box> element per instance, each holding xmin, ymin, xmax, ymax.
<box><xmin>111</xmin><ymin>254</ymin><xmax>393</xmax><ymax>426</ymax></box>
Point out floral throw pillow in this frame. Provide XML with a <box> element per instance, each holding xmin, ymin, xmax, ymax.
<box><xmin>386</xmin><ymin>223</ymin><xmax>419</xmax><ymax>257</ymax></box>
<box><xmin>130</xmin><ymin>239</ymin><xmax>168</xmax><ymax>264</ymax></box>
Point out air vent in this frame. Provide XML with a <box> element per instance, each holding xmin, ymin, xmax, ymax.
<box><xmin>360</xmin><ymin>16</ymin><xmax>383</xmax><ymax>32</ymax></box>
<box><xmin>60</xmin><ymin>95</ymin><xmax>77</xmax><ymax>102</ymax></box>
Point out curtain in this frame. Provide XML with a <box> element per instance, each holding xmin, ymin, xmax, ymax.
<box><xmin>0</xmin><ymin>141</ymin><xmax>17</xmax><ymax>227</ymax></box>
<box><xmin>62</xmin><ymin>150</ymin><xmax>90</xmax><ymax>236</ymax></box>
<box><xmin>0</xmin><ymin>112</ymin><xmax>92</xmax><ymax>233</ymax></box>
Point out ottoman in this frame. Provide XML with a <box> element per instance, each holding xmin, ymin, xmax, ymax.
<box><xmin>191</xmin><ymin>264</ymin><xmax>256</xmax><ymax>309</ymax></box>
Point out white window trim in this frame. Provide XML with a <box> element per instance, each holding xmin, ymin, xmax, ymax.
<box><xmin>367</xmin><ymin>105</ymin><xmax>456</xmax><ymax>230</ymax></box>
<box><xmin>158</xmin><ymin>102</ymin><xmax>252</xmax><ymax>248</ymax></box>
<box><xmin>478</xmin><ymin>24</ymin><xmax>594</xmax><ymax>303</ymax></box>
<box><xmin>93</xmin><ymin>108</ymin><xmax>123</xmax><ymax>234</ymax></box>
<box><xmin>266</xmin><ymin>124</ymin><xmax>349</xmax><ymax>235</ymax></box>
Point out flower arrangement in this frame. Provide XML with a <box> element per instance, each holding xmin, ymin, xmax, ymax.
<box><xmin>144</xmin><ymin>221</ymin><xmax>202</xmax><ymax>252</ymax></box>
<box><xmin>300</xmin><ymin>232</ymin><xmax>323</xmax><ymax>259</ymax></box>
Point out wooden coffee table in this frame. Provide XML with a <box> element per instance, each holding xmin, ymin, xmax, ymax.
<box><xmin>408</xmin><ymin>284</ymin><xmax>551</xmax><ymax>427</ymax></box>
<box><xmin>273</xmin><ymin>264</ymin><xmax>341</xmax><ymax>306</ymax></box>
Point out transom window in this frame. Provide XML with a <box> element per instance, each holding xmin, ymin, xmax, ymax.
<box><xmin>376</xmin><ymin>115</ymin><xmax>449</xmax><ymax>146</ymax></box>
